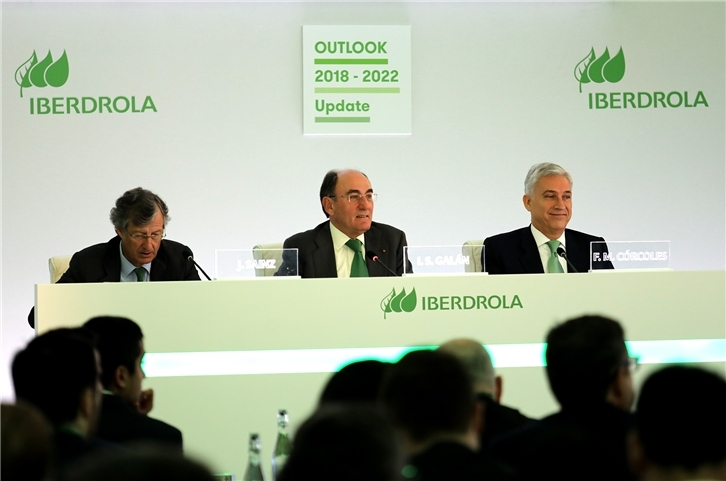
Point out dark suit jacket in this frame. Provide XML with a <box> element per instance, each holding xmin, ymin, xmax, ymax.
<box><xmin>490</xmin><ymin>403</ymin><xmax>636</xmax><ymax>481</ymax></box>
<box><xmin>478</xmin><ymin>394</ymin><xmax>534</xmax><ymax>450</ymax></box>
<box><xmin>276</xmin><ymin>221</ymin><xmax>412</xmax><ymax>277</ymax></box>
<box><xmin>28</xmin><ymin>236</ymin><xmax>199</xmax><ymax>327</ymax></box>
<box><xmin>96</xmin><ymin>393</ymin><xmax>183</xmax><ymax>452</ymax></box>
<box><xmin>409</xmin><ymin>441</ymin><xmax>514</xmax><ymax>481</ymax></box>
<box><xmin>483</xmin><ymin>226</ymin><xmax>613</xmax><ymax>274</ymax></box>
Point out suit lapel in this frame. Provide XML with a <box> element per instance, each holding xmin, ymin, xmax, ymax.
<box><xmin>149</xmin><ymin>242</ymin><xmax>168</xmax><ymax>281</ymax></box>
<box><xmin>520</xmin><ymin>228</ymin><xmax>545</xmax><ymax>274</ymax></box>
<box><xmin>364</xmin><ymin>225</ymin><xmax>392</xmax><ymax>277</ymax></box>
<box><xmin>312</xmin><ymin>222</ymin><xmax>338</xmax><ymax>278</ymax></box>
<box><xmin>564</xmin><ymin>230</ymin><xmax>586</xmax><ymax>273</ymax></box>
<box><xmin>101</xmin><ymin>237</ymin><xmax>123</xmax><ymax>282</ymax></box>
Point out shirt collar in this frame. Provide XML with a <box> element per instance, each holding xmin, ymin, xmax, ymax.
<box><xmin>329</xmin><ymin>222</ymin><xmax>366</xmax><ymax>253</ymax></box>
<box><xmin>119</xmin><ymin>240</ymin><xmax>152</xmax><ymax>277</ymax></box>
<box><xmin>530</xmin><ymin>224</ymin><xmax>566</xmax><ymax>248</ymax></box>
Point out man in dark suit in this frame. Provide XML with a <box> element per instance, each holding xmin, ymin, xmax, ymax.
<box><xmin>276</xmin><ymin>170</ymin><xmax>412</xmax><ymax>277</ymax></box>
<box><xmin>379</xmin><ymin>350</ymin><xmax>513</xmax><ymax>481</ymax></box>
<box><xmin>12</xmin><ymin>328</ymin><xmax>108</xmax><ymax>477</ymax></box>
<box><xmin>437</xmin><ymin>339</ymin><xmax>534</xmax><ymax>450</ymax></box>
<box><xmin>490</xmin><ymin>315</ymin><xmax>637</xmax><ymax>481</ymax></box>
<box><xmin>483</xmin><ymin>163</ymin><xmax>613</xmax><ymax>274</ymax></box>
<box><xmin>629</xmin><ymin>366</ymin><xmax>726</xmax><ymax>481</ymax></box>
<box><xmin>83</xmin><ymin>316</ymin><xmax>183</xmax><ymax>452</ymax></box>
<box><xmin>29</xmin><ymin>187</ymin><xmax>199</xmax><ymax>327</ymax></box>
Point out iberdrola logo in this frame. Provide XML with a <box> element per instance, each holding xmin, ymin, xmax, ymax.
<box><xmin>381</xmin><ymin>287</ymin><xmax>417</xmax><ymax>319</ymax></box>
<box><xmin>574</xmin><ymin>47</ymin><xmax>625</xmax><ymax>93</ymax></box>
<box><xmin>15</xmin><ymin>50</ymin><xmax>69</xmax><ymax>98</ymax></box>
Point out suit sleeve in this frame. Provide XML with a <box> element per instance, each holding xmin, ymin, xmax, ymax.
<box><xmin>592</xmin><ymin>236</ymin><xmax>615</xmax><ymax>270</ymax></box>
<box><xmin>275</xmin><ymin>237</ymin><xmax>299</xmax><ymax>276</ymax></box>
<box><xmin>483</xmin><ymin>238</ymin><xmax>504</xmax><ymax>274</ymax></box>
<box><xmin>182</xmin><ymin>247</ymin><xmax>202</xmax><ymax>280</ymax></box>
<box><xmin>396</xmin><ymin>230</ymin><xmax>413</xmax><ymax>276</ymax></box>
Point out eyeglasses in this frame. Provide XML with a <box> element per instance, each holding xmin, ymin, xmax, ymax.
<box><xmin>330</xmin><ymin>192</ymin><xmax>378</xmax><ymax>203</ymax></box>
<box><xmin>625</xmin><ymin>356</ymin><xmax>639</xmax><ymax>373</ymax></box>
<box><xmin>127</xmin><ymin>231</ymin><xmax>166</xmax><ymax>242</ymax></box>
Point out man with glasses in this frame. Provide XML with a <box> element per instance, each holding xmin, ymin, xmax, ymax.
<box><xmin>28</xmin><ymin>188</ymin><xmax>199</xmax><ymax>327</ymax></box>
<box><xmin>277</xmin><ymin>169</ymin><xmax>411</xmax><ymax>277</ymax></box>
<box><xmin>491</xmin><ymin>315</ymin><xmax>637</xmax><ymax>481</ymax></box>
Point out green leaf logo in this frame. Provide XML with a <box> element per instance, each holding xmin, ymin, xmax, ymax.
<box><xmin>380</xmin><ymin>287</ymin><xmax>417</xmax><ymax>319</ymax></box>
<box><xmin>15</xmin><ymin>50</ymin><xmax>69</xmax><ymax>98</ymax></box>
<box><xmin>574</xmin><ymin>47</ymin><xmax>625</xmax><ymax>93</ymax></box>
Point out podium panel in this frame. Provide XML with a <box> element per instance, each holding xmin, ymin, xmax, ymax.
<box><xmin>35</xmin><ymin>271</ymin><xmax>725</xmax><ymax>478</ymax></box>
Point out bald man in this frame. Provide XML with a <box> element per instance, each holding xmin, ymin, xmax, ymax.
<box><xmin>438</xmin><ymin>339</ymin><xmax>533</xmax><ymax>449</ymax></box>
<box><xmin>276</xmin><ymin>169</ymin><xmax>412</xmax><ymax>278</ymax></box>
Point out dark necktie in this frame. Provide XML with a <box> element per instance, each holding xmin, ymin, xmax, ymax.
<box><xmin>134</xmin><ymin>267</ymin><xmax>146</xmax><ymax>282</ymax></box>
<box><xmin>345</xmin><ymin>239</ymin><xmax>369</xmax><ymax>278</ymax></box>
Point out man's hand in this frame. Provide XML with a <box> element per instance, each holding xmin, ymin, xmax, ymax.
<box><xmin>136</xmin><ymin>389</ymin><xmax>154</xmax><ymax>414</ymax></box>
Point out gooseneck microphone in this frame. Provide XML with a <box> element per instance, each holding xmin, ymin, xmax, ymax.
<box><xmin>187</xmin><ymin>255</ymin><xmax>212</xmax><ymax>280</ymax></box>
<box><xmin>365</xmin><ymin>250</ymin><xmax>399</xmax><ymax>277</ymax></box>
<box><xmin>556</xmin><ymin>246</ymin><xmax>578</xmax><ymax>273</ymax></box>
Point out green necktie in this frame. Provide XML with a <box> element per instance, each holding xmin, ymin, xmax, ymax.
<box><xmin>345</xmin><ymin>239</ymin><xmax>369</xmax><ymax>278</ymax></box>
<box><xmin>134</xmin><ymin>267</ymin><xmax>146</xmax><ymax>282</ymax></box>
<box><xmin>546</xmin><ymin>240</ymin><xmax>564</xmax><ymax>273</ymax></box>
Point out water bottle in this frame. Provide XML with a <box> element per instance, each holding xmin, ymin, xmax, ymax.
<box><xmin>244</xmin><ymin>433</ymin><xmax>264</xmax><ymax>481</ymax></box>
<box><xmin>272</xmin><ymin>410</ymin><xmax>292</xmax><ymax>480</ymax></box>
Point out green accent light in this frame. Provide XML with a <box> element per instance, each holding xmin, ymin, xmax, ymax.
<box><xmin>315</xmin><ymin>117</ymin><xmax>370</xmax><ymax>123</ymax></box>
<box><xmin>143</xmin><ymin>339</ymin><xmax>725</xmax><ymax>378</ymax></box>
<box><xmin>315</xmin><ymin>58</ymin><xmax>388</xmax><ymax>65</ymax></box>
<box><xmin>315</xmin><ymin>88</ymin><xmax>400</xmax><ymax>94</ymax></box>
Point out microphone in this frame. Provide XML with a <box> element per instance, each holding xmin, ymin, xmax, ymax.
<box><xmin>187</xmin><ymin>254</ymin><xmax>212</xmax><ymax>280</ymax></box>
<box><xmin>556</xmin><ymin>246</ymin><xmax>578</xmax><ymax>273</ymax></box>
<box><xmin>365</xmin><ymin>250</ymin><xmax>399</xmax><ymax>277</ymax></box>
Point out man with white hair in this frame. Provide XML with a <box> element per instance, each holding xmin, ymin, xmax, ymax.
<box><xmin>482</xmin><ymin>163</ymin><xmax>613</xmax><ymax>274</ymax></box>
<box><xmin>438</xmin><ymin>339</ymin><xmax>533</xmax><ymax>449</ymax></box>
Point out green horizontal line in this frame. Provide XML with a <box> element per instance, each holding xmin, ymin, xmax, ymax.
<box><xmin>315</xmin><ymin>117</ymin><xmax>370</xmax><ymax>123</ymax></box>
<box><xmin>315</xmin><ymin>87</ymin><xmax>400</xmax><ymax>94</ymax></box>
<box><xmin>315</xmin><ymin>58</ymin><xmax>388</xmax><ymax>65</ymax></box>
<box><xmin>142</xmin><ymin>339</ymin><xmax>726</xmax><ymax>377</ymax></box>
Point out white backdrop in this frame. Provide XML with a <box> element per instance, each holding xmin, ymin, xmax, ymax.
<box><xmin>2</xmin><ymin>2</ymin><xmax>724</xmax><ymax>401</ymax></box>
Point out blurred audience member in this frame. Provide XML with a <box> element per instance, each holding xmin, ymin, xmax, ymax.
<box><xmin>491</xmin><ymin>315</ymin><xmax>637</xmax><ymax>481</ymax></box>
<box><xmin>83</xmin><ymin>316</ymin><xmax>183</xmax><ymax>451</ymax></box>
<box><xmin>1</xmin><ymin>402</ymin><xmax>53</xmax><ymax>481</ymax></box>
<box><xmin>65</xmin><ymin>449</ymin><xmax>214</xmax><ymax>481</ymax></box>
<box><xmin>277</xmin><ymin>404</ymin><xmax>402</xmax><ymax>481</ymax></box>
<box><xmin>438</xmin><ymin>339</ymin><xmax>533</xmax><ymax>449</ymax></box>
<box><xmin>319</xmin><ymin>360</ymin><xmax>390</xmax><ymax>405</ymax></box>
<box><xmin>12</xmin><ymin>328</ymin><xmax>106</xmax><ymax>475</ymax></box>
<box><xmin>380</xmin><ymin>350</ymin><xmax>512</xmax><ymax>481</ymax></box>
<box><xmin>630</xmin><ymin>366</ymin><xmax>726</xmax><ymax>481</ymax></box>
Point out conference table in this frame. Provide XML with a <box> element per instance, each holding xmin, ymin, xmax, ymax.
<box><xmin>35</xmin><ymin>270</ymin><xmax>725</xmax><ymax>478</ymax></box>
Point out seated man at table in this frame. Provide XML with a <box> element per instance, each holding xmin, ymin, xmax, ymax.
<box><xmin>29</xmin><ymin>187</ymin><xmax>199</xmax><ymax>327</ymax></box>
<box><xmin>83</xmin><ymin>316</ymin><xmax>183</xmax><ymax>452</ymax></box>
<box><xmin>276</xmin><ymin>169</ymin><xmax>412</xmax><ymax>277</ymax></box>
<box><xmin>483</xmin><ymin>163</ymin><xmax>613</xmax><ymax>274</ymax></box>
